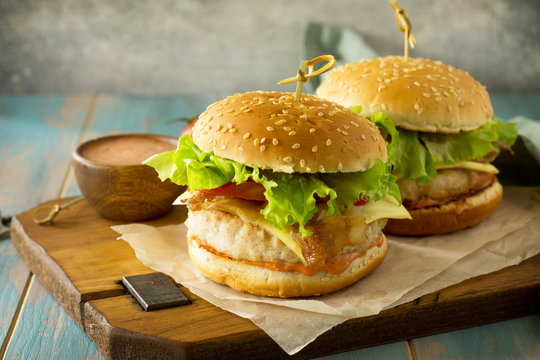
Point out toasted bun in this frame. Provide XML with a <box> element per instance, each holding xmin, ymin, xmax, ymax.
<box><xmin>316</xmin><ymin>56</ymin><xmax>493</xmax><ymax>134</ymax></box>
<box><xmin>192</xmin><ymin>91</ymin><xmax>386</xmax><ymax>173</ymax></box>
<box><xmin>188</xmin><ymin>233</ymin><xmax>387</xmax><ymax>298</ymax></box>
<box><xmin>384</xmin><ymin>180</ymin><xmax>502</xmax><ymax>236</ymax></box>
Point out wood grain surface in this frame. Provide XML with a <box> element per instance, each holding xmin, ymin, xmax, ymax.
<box><xmin>10</xmin><ymin>197</ymin><xmax>540</xmax><ymax>359</ymax></box>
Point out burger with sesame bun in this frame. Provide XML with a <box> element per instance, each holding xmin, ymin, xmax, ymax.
<box><xmin>316</xmin><ymin>56</ymin><xmax>517</xmax><ymax>236</ymax></box>
<box><xmin>144</xmin><ymin>90</ymin><xmax>410</xmax><ymax>298</ymax></box>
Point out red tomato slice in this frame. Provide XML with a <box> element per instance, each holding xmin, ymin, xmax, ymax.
<box><xmin>181</xmin><ymin>120</ymin><xmax>197</xmax><ymax>136</ymax></box>
<box><xmin>316</xmin><ymin>194</ymin><xmax>369</xmax><ymax>206</ymax></box>
<box><xmin>199</xmin><ymin>181</ymin><xmax>266</xmax><ymax>201</ymax></box>
<box><xmin>354</xmin><ymin>194</ymin><xmax>369</xmax><ymax>206</ymax></box>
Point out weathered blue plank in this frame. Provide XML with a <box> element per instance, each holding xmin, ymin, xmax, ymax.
<box><xmin>0</xmin><ymin>95</ymin><xmax>92</xmax><ymax>356</ymax></box>
<box><xmin>0</xmin><ymin>95</ymin><xmax>92</xmax><ymax>214</ymax></box>
<box><xmin>319</xmin><ymin>341</ymin><xmax>411</xmax><ymax>360</ymax></box>
<box><xmin>491</xmin><ymin>93</ymin><xmax>540</xmax><ymax>121</ymax></box>
<box><xmin>0</xmin><ymin>240</ymin><xmax>30</xmax><ymax>343</ymax></box>
<box><xmin>412</xmin><ymin>315</ymin><xmax>540</xmax><ymax>360</ymax></box>
<box><xmin>4</xmin><ymin>276</ymin><xmax>105</xmax><ymax>360</ymax></box>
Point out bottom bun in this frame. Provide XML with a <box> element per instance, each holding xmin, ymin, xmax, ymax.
<box><xmin>188</xmin><ymin>234</ymin><xmax>388</xmax><ymax>298</ymax></box>
<box><xmin>385</xmin><ymin>180</ymin><xmax>503</xmax><ymax>236</ymax></box>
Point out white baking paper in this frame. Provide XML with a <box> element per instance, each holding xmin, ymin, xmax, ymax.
<box><xmin>112</xmin><ymin>186</ymin><xmax>540</xmax><ymax>355</ymax></box>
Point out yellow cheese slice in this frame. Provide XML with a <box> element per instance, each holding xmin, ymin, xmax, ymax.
<box><xmin>435</xmin><ymin>161</ymin><xmax>499</xmax><ymax>174</ymax></box>
<box><xmin>357</xmin><ymin>195</ymin><xmax>412</xmax><ymax>224</ymax></box>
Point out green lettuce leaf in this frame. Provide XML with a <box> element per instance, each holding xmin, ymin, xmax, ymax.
<box><xmin>420</xmin><ymin>120</ymin><xmax>517</xmax><ymax>164</ymax></box>
<box><xmin>351</xmin><ymin>106</ymin><xmax>518</xmax><ymax>183</ymax></box>
<box><xmin>370</xmin><ymin>112</ymin><xmax>436</xmax><ymax>184</ymax></box>
<box><xmin>144</xmin><ymin>135</ymin><xmax>399</xmax><ymax>236</ymax></box>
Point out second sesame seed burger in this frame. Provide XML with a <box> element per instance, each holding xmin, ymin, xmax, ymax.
<box><xmin>144</xmin><ymin>91</ymin><xmax>410</xmax><ymax>298</ymax></box>
<box><xmin>316</xmin><ymin>56</ymin><xmax>517</xmax><ymax>236</ymax></box>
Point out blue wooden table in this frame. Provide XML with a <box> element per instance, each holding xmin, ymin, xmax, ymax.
<box><xmin>0</xmin><ymin>94</ymin><xmax>539</xmax><ymax>359</ymax></box>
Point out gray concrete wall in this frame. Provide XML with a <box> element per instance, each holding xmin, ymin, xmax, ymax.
<box><xmin>1</xmin><ymin>0</ymin><xmax>539</xmax><ymax>97</ymax></box>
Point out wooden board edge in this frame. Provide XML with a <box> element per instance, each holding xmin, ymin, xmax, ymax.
<box><xmin>296</xmin><ymin>264</ymin><xmax>540</xmax><ymax>356</ymax></box>
<box><xmin>11</xmin><ymin>216</ymin><xmax>87</xmax><ymax>324</ymax></box>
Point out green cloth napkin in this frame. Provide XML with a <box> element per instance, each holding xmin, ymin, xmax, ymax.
<box><xmin>303</xmin><ymin>21</ymin><xmax>540</xmax><ymax>185</ymax></box>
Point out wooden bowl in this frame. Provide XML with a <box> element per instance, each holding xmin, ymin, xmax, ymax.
<box><xmin>72</xmin><ymin>134</ymin><xmax>184</xmax><ymax>222</ymax></box>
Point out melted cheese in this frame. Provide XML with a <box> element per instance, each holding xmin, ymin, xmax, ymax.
<box><xmin>436</xmin><ymin>161</ymin><xmax>499</xmax><ymax>174</ymax></box>
<box><xmin>346</xmin><ymin>195</ymin><xmax>412</xmax><ymax>224</ymax></box>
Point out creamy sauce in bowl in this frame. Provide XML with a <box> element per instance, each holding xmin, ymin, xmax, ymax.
<box><xmin>81</xmin><ymin>135</ymin><xmax>176</xmax><ymax>166</ymax></box>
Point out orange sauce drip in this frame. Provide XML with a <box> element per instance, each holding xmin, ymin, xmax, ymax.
<box><xmin>191</xmin><ymin>234</ymin><xmax>384</xmax><ymax>276</ymax></box>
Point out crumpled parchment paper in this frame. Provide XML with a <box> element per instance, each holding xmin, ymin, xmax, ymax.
<box><xmin>112</xmin><ymin>186</ymin><xmax>540</xmax><ymax>355</ymax></box>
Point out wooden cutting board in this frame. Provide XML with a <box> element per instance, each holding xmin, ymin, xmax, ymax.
<box><xmin>11</xmin><ymin>198</ymin><xmax>540</xmax><ymax>360</ymax></box>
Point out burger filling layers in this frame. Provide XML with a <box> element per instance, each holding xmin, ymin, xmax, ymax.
<box><xmin>185</xmin><ymin>191</ymin><xmax>386</xmax><ymax>275</ymax></box>
<box><xmin>398</xmin><ymin>168</ymin><xmax>497</xmax><ymax>209</ymax></box>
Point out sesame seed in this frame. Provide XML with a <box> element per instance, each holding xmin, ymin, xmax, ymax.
<box><xmin>216</xmin><ymin>124</ymin><xmax>223</xmax><ymax>131</ymax></box>
<box><xmin>448</xmin><ymin>104</ymin><xmax>453</xmax><ymax>112</ymax></box>
<box><xmin>272</xmin><ymin>138</ymin><xmax>279</xmax><ymax>145</ymax></box>
<box><xmin>306</xmin><ymin>167</ymin><xmax>312</xmax><ymax>172</ymax></box>
<box><xmin>238</xmin><ymin>146</ymin><xmax>245</xmax><ymax>152</ymax></box>
<box><xmin>243</xmin><ymin>133</ymin><xmax>251</xmax><ymax>139</ymax></box>
<box><xmin>282</xmin><ymin>110</ymin><xmax>288</xmax><ymax>114</ymax></box>
<box><xmin>254</xmin><ymin>138</ymin><xmax>260</xmax><ymax>145</ymax></box>
<box><xmin>435</xmin><ymin>97</ymin><xmax>442</xmax><ymax>102</ymax></box>
<box><xmin>414</xmin><ymin>81</ymin><xmax>420</xmax><ymax>86</ymax></box>
<box><xmin>221</xmin><ymin>145</ymin><xmax>226</xmax><ymax>150</ymax></box>
<box><xmin>283</xmin><ymin>126</ymin><xmax>291</xmax><ymax>131</ymax></box>
<box><xmin>338</xmin><ymin>162</ymin><xmax>343</xmax><ymax>171</ymax></box>
<box><xmin>377</xmin><ymin>85</ymin><xmax>386</xmax><ymax>92</ymax></box>
<box><xmin>326</xmin><ymin>139</ymin><xmax>332</xmax><ymax>146</ymax></box>
<box><xmin>229</xmin><ymin>128</ymin><xmax>237</xmax><ymax>133</ymax></box>
<box><xmin>423</xmin><ymin>93</ymin><xmax>431</xmax><ymax>98</ymax></box>
<box><xmin>361</xmin><ymin>134</ymin><xmax>366</xmax><ymax>140</ymax></box>
<box><xmin>325</xmin><ymin>118</ymin><xmax>334</xmax><ymax>123</ymax></box>
<box><xmin>266</xmin><ymin>126</ymin><xmax>275</xmax><ymax>131</ymax></box>
<box><xmin>384</xmin><ymin>78</ymin><xmax>391</xmax><ymax>83</ymax></box>
<box><xmin>288</xmin><ymin>131</ymin><xmax>296</xmax><ymax>136</ymax></box>
<box><xmin>312</xmin><ymin>146</ymin><xmax>318</xmax><ymax>152</ymax></box>
<box><xmin>371</xmin><ymin>135</ymin><xmax>378</xmax><ymax>141</ymax></box>
<box><xmin>226</xmin><ymin>109</ymin><xmax>234</xmax><ymax>113</ymax></box>
<box><xmin>217</xmin><ymin>113</ymin><xmax>223</xmax><ymax>117</ymax></box>
<box><xmin>283</xmin><ymin>156</ymin><xmax>293</xmax><ymax>163</ymax></box>
<box><xmin>351</xmin><ymin>121</ymin><xmax>360</xmax><ymax>128</ymax></box>
<box><xmin>342</xmin><ymin>130</ymin><xmax>349</xmax><ymax>135</ymax></box>
<box><xmin>414</xmin><ymin>104</ymin><xmax>420</xmax><ymax>110</ymax></box>
<box><xmin>443</xmin><ymin>91</ymin><xmax>450</xmax><ymax>97</ymax></box>
<box><xmin>381</xmin><ymin>103</ymin><xmax>388</xmax><ymax>111</ymax></box>
<box><xmin>309</xmin><ymin>128</ymin><xmax>316</xmax><ymax>133</ymax></box>
<box><xmin>300</xmin><ymin>159</ymin><xmax>306</xmax><ymax>167</ymax></box>
<box><xmin>292</xmin><ymin>143</ymin><xmax>301</xmax><ymax>149</ymax></box>
<box><xmin>344</xmin><ymin>124</ymin><xmax>350</xmax><ymax>129</ymax></box>
<box><xmin>274</xmin><ymin>119</ymin><xmax>286</xmax><ymax>125</ymax></box>
<box><xmin>319</xmin><ymin>165</ymin><xmax>325</xmax><ymax>172</ymax></box>
<box><xmin>317</xmin><ymin>112</ymin><xmax>324</xmax><ymax>117</ymax></box>
<box><xmin>260</xmin><ymin>137</ymin><xmax>266</xmax><ymax>144</ymax></box>
<box><xmin>260</xmin><ymin>145</ymin><xmax>266</xmax><ymax>152</ymax></box>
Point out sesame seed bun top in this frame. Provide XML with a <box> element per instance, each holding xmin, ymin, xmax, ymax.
<box><xmin>192</xmin><ymin>91</ymin><xmax>387</xmax><ymax>173</ymax></box>
<box><xmin>316</xmin><ymin>56</ymin><xmax>494</xmax><ymax>134</ymax></box>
